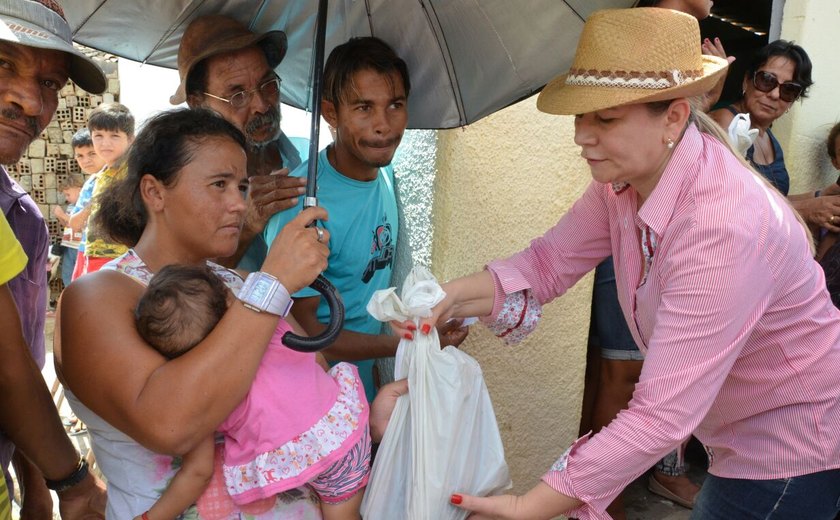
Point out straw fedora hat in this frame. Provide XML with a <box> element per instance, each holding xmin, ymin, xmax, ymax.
<box><xmin>537</xmin><ymin>8</ymin><xmax>728</xmax><ymax>116</ymax></box>
<box><xmin>170</xmin><ymin>15</ymin><xmax>287</xmax><ymax>105</ymax></box>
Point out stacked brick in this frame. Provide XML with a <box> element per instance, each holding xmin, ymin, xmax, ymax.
<box><xmin>3</xmin><ymin>47</ymin><xmax>119</xmax><ymax>299</ymax></box>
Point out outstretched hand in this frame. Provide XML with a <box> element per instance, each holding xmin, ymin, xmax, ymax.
<box><xmin>438</xmin><ymin>318</ymin><xmax>469</xmax><ymax>348</ymax></box>
<box><xmin>389</xmin><ymin>290</ymin><xmax>458</xmax><ymax>341</ymax></box>
<box><xmin>700</xmin><ymin>37</ymin><xmax>735</xmax><ymax>111</ymax></box>
<box><xmin>451</xmin><ymin>482</ymin><xmax>578</xmax><ymax>520</ymax></box>
<box><xmin>370</xmin><ymin>378</ymin><xmax>408</xmax><ymax>442</ymax></box>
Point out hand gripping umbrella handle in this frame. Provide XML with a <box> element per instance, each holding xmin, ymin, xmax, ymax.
<box><xmin>282</xmin><ymin>274</ymin><xmax>344</xmax><ymax>352</ymax></box>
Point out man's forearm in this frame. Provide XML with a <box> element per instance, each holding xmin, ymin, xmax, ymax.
<box><xmin>321</xmin><ymin>329</ymin><xmax>400</xmax><ymax>362</ymax></box>
<box><xmin>0</xmin><ymin>287</ymin><xmax>80</xmax><ymax>481</ymax></box>
<box><xmin>292</xmin><ymin>296</ymin><xmax>400</xmax><ymax>361</ymax></box>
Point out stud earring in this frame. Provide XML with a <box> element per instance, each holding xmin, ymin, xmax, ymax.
<box><xmin>666</xmin><ymin>138</ymin><xmax>675</xmax><ymax>149</ymax></box>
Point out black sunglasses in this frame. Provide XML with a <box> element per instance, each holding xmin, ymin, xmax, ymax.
<box><xmin>752</xmin><ymin>71</ymin><xmax>803</xmax><ymax>103</ymax></box>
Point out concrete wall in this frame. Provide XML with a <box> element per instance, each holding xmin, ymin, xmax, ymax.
<box><xmin>773</xmin><ymin>0</ymin><xmax>840</xmax><ymax>193</ymax></box>
<box><xmin>431</xmin><ymin>95</ymin><xmax>593</xmax><ymax>493</ymax></box>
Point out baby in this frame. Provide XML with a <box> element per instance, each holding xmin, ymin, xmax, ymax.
<box><xmin>133</xmin><ymin>264</ymin><xmax>370</xmax><ymax>520</ymax></box>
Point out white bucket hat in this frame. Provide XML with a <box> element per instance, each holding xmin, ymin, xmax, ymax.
<box><xmin>0</xmin><ymin>0</ymin><xmax>106</xmax><ymax>94</ymax></box>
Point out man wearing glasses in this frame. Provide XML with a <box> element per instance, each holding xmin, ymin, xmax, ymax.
<box><xmin>172</xmin><ymin>15</ymin><xmax>308</xmax><ymax>270</ymax></box>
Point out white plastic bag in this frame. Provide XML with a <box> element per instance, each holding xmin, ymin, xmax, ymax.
<box><xmin>361</xmin><ymin>267</ymin><xmax>511</xmax><ymax>520</ymax></box>
<box><xmin>727</xmin><ymin>112</ymin><xmax>759</xmax><ymax>156</ymax></box>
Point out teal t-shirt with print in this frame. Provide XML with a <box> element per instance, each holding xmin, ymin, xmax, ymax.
<box><xmin>263</xmin><ymin>148</ymin><xmax>398</xmax><ymax>400</ymax></box>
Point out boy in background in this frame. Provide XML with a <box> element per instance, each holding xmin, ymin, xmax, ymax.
<box><xmin>81</xmin><ymin>103</ymin><xmax>134</xmax><ymax>275</ymax></box>
<box><xmin>52</xmin><ymin>175</ymin><xmax>84</xmax><ymax>287</ymax></box>
<box><xmin>67</xmin><ymin>128</ymin><xmax>105</xmax><ymax>281</ymax></box>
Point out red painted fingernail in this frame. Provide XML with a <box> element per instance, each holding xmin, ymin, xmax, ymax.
<box><xmin>450</xmin><ymin>494</ymin><xmax>463</xmax><ymax>505</ymax></box>
<box><xmin>421</xmin><ymin>324</ymin><xmax>431</xmax><ymax>334</ymax></box>
<box><xmin>407</xmin><ymin>323</ymin><xmax>417</xmax><ymax>331</ymax></box>
<box><xmin>404</xmin><ymin>333</ymin><xmax>413</xmax><ymax>340</ymax></box>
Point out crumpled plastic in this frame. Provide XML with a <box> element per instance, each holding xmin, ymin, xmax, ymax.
<box><xmin>362</xmin><ymin>266</ymin><xmax>511</xmax><ymax>520</ymax></box>
<box><xmin>727</xmin><ymin>112</ymin><xmax>759</xmax><ymax>156</ymax></box>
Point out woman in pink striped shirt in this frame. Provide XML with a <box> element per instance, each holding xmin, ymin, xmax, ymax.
<box><xmin>394</xmin><ymin>8</ymin><xmax>840</xmax><ymax>520</ymax></box>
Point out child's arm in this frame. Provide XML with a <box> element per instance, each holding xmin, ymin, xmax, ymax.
<box><xmin>53</xmin><ymin>206</ymin><xmax>70</xmax><ymax>226</ymax></box>
<box><xmin>67</xmin><ymin>205</ymin><xmax>91</xmax><ymax>233</ymax></box>
<box><xmin>134</xmin><ymin>436</ymin><xmax>215</xmax><ymax>520</ymax></box>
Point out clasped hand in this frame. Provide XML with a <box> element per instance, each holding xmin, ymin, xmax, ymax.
<box><xmin>263</xmin><ymin>206</ymin><xmax>330</xmax><ymax>294</ymax></box>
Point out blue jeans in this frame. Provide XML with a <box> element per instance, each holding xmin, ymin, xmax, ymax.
<box><xmin>61</xmin><ymin>246</ymin><xmax>78</xmax><ymax>287</ymax></box>
<box><xmin>691</xmin><ymin>469</ymin><xmax>840</xmax><ymax>519</ymax></box>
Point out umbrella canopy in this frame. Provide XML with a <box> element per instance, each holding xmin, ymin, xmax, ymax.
<box><xmin>66</xmin><ymin>0</ymin><xmax>635</xmax><ymax>129</ymax></box>
<box><xmin>65</xmin><ymin>0</ymin><xmax>635</xmax><ymax>352</ymax></box>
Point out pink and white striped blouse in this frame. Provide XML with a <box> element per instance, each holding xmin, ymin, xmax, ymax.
<box><xmin>486</xmin><ymin>124</ymin><xmax>840</xmax><ymax>519</ymax></box>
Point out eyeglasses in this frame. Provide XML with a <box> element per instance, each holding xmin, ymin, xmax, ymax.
<box><xmin>752</xmin><ymin>71</ymin><xmax>802</xmax><ymax>103</ymax></box>
<box><xmin>203</xmin><ymin>77</ymin><xmax>281</xmax><ymax>109</ymax></box>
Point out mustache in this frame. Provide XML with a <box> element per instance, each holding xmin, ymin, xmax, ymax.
<box><xmin>360</xmin><ymin>136</ymin><xmax>400</xmax><ymax>148</ymax></box>
<box><xmin>1</xmin><ymin>108</ymin><xmax>40</xmax><ymax>136</ymax></box>
<box><xmin>244</xmin><ymin>106</ymin><xmax>281</xmax><ymax>139</ymax></box>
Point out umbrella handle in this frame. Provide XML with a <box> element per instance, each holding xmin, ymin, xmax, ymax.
<box><xmin>282</xmin><ymin>274</ymin><xmax>344</xmax><ymax>352</ymax></box>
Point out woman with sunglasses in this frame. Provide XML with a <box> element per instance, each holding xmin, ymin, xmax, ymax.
<box><xmin>712</xmin><ymin>41</ymin><xmax>840</xmax><ymax>237</ymax></box>
<box><xmin>711</xmin><ymin>40</ymin><xmax>811</xmax><ymax>195</ymax></box>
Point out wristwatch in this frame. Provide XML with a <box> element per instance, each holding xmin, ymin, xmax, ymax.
<box><xmin>238</xmin><ymin>271</ymin><xmax>293</xmax><ymax>317</ymax></box>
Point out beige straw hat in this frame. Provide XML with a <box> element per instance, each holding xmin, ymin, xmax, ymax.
<box><xmin>537</xmin><ymin>8</ymin><xmax>728</xmax><ymax>116</ymax></box>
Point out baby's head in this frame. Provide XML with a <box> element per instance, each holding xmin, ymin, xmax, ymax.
<box><xmin>136</xmin><ymin>264</ymin><xmax>230</xmax><ymax>358</ymax></box>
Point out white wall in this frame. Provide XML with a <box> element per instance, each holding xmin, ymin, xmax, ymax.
<box><xmin>774</xmin><ymin>0</ymin><xmax>840</xmax><ymax>193</ymax></box>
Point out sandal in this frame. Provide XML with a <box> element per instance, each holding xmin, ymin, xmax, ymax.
<box><xmin>68</xmin><ymin>419</ymin><xmax>87</xmax><ymax>436</ymax></box>
<box><xmin>647</xmin><ymin>473</ymin><xmax>698</xmax><ymax>509</ymax></box>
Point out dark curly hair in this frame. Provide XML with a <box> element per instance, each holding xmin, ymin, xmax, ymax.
<box><xmin>136</xmin><ymin>264</ymin><xmax>230</xmax><ymax>358</ymax></box>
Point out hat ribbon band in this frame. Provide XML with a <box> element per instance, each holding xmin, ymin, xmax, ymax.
<box><xmin>565</xmin><ymin>68</ymin><xmax>703</xmax><ymax>90</ymax></box>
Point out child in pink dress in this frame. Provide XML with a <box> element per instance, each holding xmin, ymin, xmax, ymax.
<box><xmin>133</xmin><ymin>264</ymin><xmax>370</xmax><ymax>520</ymax></box>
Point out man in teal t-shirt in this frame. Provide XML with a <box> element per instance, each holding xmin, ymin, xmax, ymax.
<box><xmin>263</xmin><ymin>37</ymin><xmax>410</xmax><ymax>400</ymax></box>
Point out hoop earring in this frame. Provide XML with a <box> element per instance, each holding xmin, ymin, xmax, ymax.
<box><xmin>666</xmin><ymin>138</ymin><xmax>675</xmax><ymax>149</ymax></box>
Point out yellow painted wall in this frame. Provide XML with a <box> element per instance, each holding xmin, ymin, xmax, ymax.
<box><xmin>431</xmin><ymin>95</ymin><xmax>593</xmax><ymax>493</ymax></box>
<box><xmin>774</xmin><ymin>0</ymin><xmax>840</xmax><ymax>193</ymax></box>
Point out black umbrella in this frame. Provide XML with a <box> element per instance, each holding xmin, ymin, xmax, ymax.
<box><xmin>65</xmin><ymin>0</ymin><xmax>636</xmax><ymax>351</ymax></box>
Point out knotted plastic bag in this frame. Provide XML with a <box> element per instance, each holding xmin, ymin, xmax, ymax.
<box><xmin>727</xmin><ymin>112</ymin><xmax>759</xmax><ymax>156</ymax></box>
<box><xmin>361</xmin><ymin>266</ymin><xmax>511</xmax><ymax>520</ymax></box>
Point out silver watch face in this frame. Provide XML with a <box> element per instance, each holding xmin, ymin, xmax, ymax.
<box><xmin>251</xmin><ymin>277</ymin><xmax>272</xmax><ymax>303</ymax></box>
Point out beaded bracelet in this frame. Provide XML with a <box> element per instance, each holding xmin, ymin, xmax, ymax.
<box><xmin>44</xmin><ymin>457</ymin><xmax>88</xmax><ymax>492</ymax></box>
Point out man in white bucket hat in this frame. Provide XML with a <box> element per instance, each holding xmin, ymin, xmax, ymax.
<box><xmin>0</xmin><ymin>1</ymin><xmax>106</xmax><ymax>518</ymax></box>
